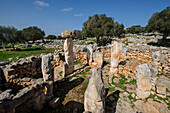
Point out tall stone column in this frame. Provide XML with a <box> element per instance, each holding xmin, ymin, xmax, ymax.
<box><xmin>84</xmin><ymin>67</ymin><xmax>105</xmax><ymax>113</ymax></box>
<box><xmin>42</xmin><ymin>55</ymin><xmax>53</xmax><ymax>82</ymax></box>
<box><xmin>110</xmin><ymin>40</ymin><xmax>122</xmax><ymax>74</ymax></box>
<box><xmin>62</xmin><ymin>30</ymin><xmax>74</xmax><ymax>76</ymax></box>
<box><xmin>41</xmin><ymin>55</ymin><xmax>54</xmax><ymax>100</ymax></box>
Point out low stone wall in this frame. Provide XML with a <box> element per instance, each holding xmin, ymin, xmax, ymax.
<box><xmin>0</xmin><ymin>56</ymin><xmax>42</xmax><ymax>94</ymax></box>
<box><xmin>97</xmin><ymin>44</ymin><xmax>170</xmax><ymax>72</ymax></box>
<box><xmin>73</xmin><ymin>44</ymin><xmax>169</xmax><ymax>75</ymax></box>
<box><xmin>0</xmin><ymin>78</ymin><xmax>47</xmax><ymax>113</ymax></box>
<box><xmin>3</xmin><ymin>56</ymin><xmax>41</xmax><ymax>85</ymax></box>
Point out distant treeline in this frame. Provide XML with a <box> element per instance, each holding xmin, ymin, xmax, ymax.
<box><xmin>0</xmin><ymin>7</ymin><xmax>169</xmax><ymax>47</ymax></box>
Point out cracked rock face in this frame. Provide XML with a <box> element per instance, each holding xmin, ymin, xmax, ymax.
<box><xmin>84</xmin><ymin>67</ymin><xmax>105</xmax><ymax>113</ymax></box>
<box><xmin>42</xmin><ymin>55</ymin><xmax>52</xmax><ymax>82</ymax></box>
<box><xmin>136</xmin><ymin>63</ymin><xmax>158</xmax><ymax>99</ymax></box>
<box><xmin>110</xmin><ymin>40</ymin><xmax>122</xmax><ymax>74</ymax></box>
<box><xmin>63</xmin><ymin>36</ymin><xmax>74</xmax><ymax>75</ymax></box>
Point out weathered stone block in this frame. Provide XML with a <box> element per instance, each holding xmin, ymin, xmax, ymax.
<box><xmin>136</xmin><ymin>64</ymin><xmax>152</xmax><ymax>99</ymax></box>
<box><xmin>84</xmin><ymin>67</ymin><xmax>105</xmax><ymax>113</ymax></box>
<box><xmin>93</xmin><ymin>52</ymin><xmax>104</xmax><ymax>68</ymax></box>
<box><xmin>48</xmin><ymin>97</ymin><xmax>60</xmax><ymax>108</ymax></box>
<box><xmin>33</xmin><ymin>92</ymin><xmax>45</xmax><ymax>111</ymax></box>
<box><xmin>110</xmin><ymin>40</ymin><xmax>122</xmax><ymax>74</ymax></box>
<box><xmin>42</xmin><ymin>55</ymin><xmax>53</xmax><ymax>82</ymax></box>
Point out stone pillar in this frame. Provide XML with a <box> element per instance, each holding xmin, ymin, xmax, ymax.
<box><xmin>84</xmin><ymin>67</ymin><xmax>105</xmax><ymax>113</ymax></box>
<box><xmin>92</xmin><ymin>52</ymin><xmax>104</xmax><ymax>68</ymax></box>
<box><xmin>41</xmin><ymin>55</ymin><xmax>54</xmax><ymax>100</ymax></box>
<box><xmin>62</xmin><ymin>30</ymin><xmax>74</xmax><ymax>76</ymax></box>
<box><xmin>42</xmin><ymin>55</ymin><xmax>53</xmax><ymax>82</ymax></box>
<box><xmin>110</xmin><ymin>40</ymin><xmax>122</xmax><ymax>74</ymax></box>
<box><xmin>86</xmin><ymin>45</ymin><xmax>94</xmax><ymax>65</ymax></box>
<box><xmin>136</xmin><ymin>63</ymin><xmax>158</xmax><ymax>99</ymax></box>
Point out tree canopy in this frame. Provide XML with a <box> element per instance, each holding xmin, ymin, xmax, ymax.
<box><xmin>146</xmin><ymin>7</ymin><xmax>170</xmax><ymax>39</ymax></box>
<box><xmin>0</xmin><ymin>25</ymin><xmax>19</xmax><ymax>49</ymax></box>
<box><xmin>73</xmin><ymin>30</ymin><xmax>83</xmax><ymax>39</ymax></box>
<box><xmin>21</xmin><ymin>26</ymin><xmax>45</xmax><ymax>42</ymax></box>
<box><xmin>125</xmin><ymin>25</ymin><xmax>144</xmax><ymax>34</ymax></box>
<box><xmin>45</xmin><ymin>35</ymin><xmax>57</xmax><ymax>39</ymax></box>
<box><xmin>82</xmin><ymin>14</ymin><xmax>125</xmax><ymax>46</ymax></box>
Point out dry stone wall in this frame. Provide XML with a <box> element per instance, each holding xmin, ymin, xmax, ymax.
<box><xmin>2</xmin><ymin>56</ymin><xmax>42</xmax><ymax>91</ymax></box>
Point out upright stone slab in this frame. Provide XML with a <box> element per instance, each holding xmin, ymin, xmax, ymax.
<box><xmin>93</xmin><ymin>52</ymin><xmax>104</xmax><ymax>68</ymax></box>
<box><xmin>110</xmin><ymin>40</ymin><xmax>122</xmax><ymax>74</ymax></box>
<box><xmin>84</xmin><ymin>67</ymin><xmax>105</xmax><ymax>113</ymax></box>
<box><xmin>86</xmin><ymin>45</ymin><xmax>94</xmax><ymax>65</ymax></box>
<box><xmin>42</xmin><ymin>55</ymin><xmax>53</xmax><ymax>82</ymax></box>
<box><xmin>136</xmin><ymin>63</ymin><xmax>158</xmax><ymax>99</ymax></box>
<box><xmin>63</xmin><ymin>30</ymin><xmax>74</xmax><ymax>75</ymax></box>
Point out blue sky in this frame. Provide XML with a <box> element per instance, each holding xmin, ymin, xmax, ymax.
<box><xmin>0</xmin><ymin>0</ymin><xmax>169</xmax><ymax>36</ymax></box>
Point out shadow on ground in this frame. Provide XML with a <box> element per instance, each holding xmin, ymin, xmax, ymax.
<box><xmin>35</xmin><ymin>77</ymin><xmax>85</xmax><ymax>113</ymax></box>
<box><xmin>105</xmin><ymin>90</ymin><xmax>120</xmax><ymax>113</ymax></box>
<box><xmin>34</xmin><ymin>78</ymin><xmax>120</xmax><ymax>113</ymax></box>
<box><xmin>147</xmin><ymin>39</ymin><xmax>170</xmax><ymax>47</ymax></box>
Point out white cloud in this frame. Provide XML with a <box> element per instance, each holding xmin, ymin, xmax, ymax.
<box><xmin>74</xmin><ymin>14</ymin><xmax>83</xmax><ymax>17</ymax></box>
<box><xmin>34</xmin><ymin>1</ymin><xmax>49</xmax><ymax>7</ymax></box>
<box><xmin>61</xmin><ymin>8</ymin><xmax>73</xmax><ymax>12</ymax></box>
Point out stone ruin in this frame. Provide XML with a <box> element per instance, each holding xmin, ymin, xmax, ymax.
<box><xmin>0</xmin><ymin>55</ymin><xmax>53</xmax><ymax>113</ymax></box>
<box><xmin>136</xmin><ymin>63</ymin><xmax>158</xmax><ymax>99</ymax></box>
<box><xmin>84</xmin><ymin>67</ymin><xmax>105</xmax><ymax>113</ymax></box>
<box><xmin>0</xmin><ymin>34</ymin><xmax>169</xmax><ymax>113</ymax></box>
<box><xmin>110</xmin><ymin>40</ymin><xmax>122</xmax><ymax>74</ymax></box>
<box><xmin>62</xmin><ymin>30</ymin><xmax>74</xmax><ymax>76</ymax></box>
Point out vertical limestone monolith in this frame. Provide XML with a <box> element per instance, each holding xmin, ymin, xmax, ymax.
<box><xmin>42</xmin><ymin>55</ymin><xmax>53</xmax><ymax>82</ymax></box>
<box><xmin>84</xmin><ymin>67</ymin><xmax>105</xmax><ymax>113</ymax></box>
<box><xmin>110</xmin><ymin>40</ymin><xmax>122</xmax><ymax>74</ymax></box>
<box><xmin>136</xmin><ymin>63</ymin><xmax>158</xmax><ymax>99</ymax></box>
<box><xmin>62</xmin><ymin>30</ymin><xmax>74</xmax><ymax>76</ymax></box>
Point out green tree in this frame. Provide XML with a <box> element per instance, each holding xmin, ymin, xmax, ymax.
<box><xmin>146</xmin><ymin>7</ymin><xmax>170</xmax><ymax>40</ymax></box>
<box><xmin>114</xmin><ymin>22</ymin><xmax>125</xmax><ymax>38</ymax></box>
<box><xmin>82</xmin><ymin>14</ymin><xmax>124</xmax><ymax>46</ymax></box>
<box><xmin>21</xmin><ymin>26</ymin><xmax>45</xmax><ymax>43</ymax></box>
<box><xmin>45</xmin><ymin>35</ymin><xmax>57</xmax><ymax>39</ymax></box>
<box><xmin>0</xmin><ymin>26</ymin><xmax>8</xmax><ymax>50</ymax></box>
<box><xmin>126</xmin><ymin>25</ymin><xmax>143</xmax><ymax>34</ymax></box>
<box><xmin>73</xmin><ymin>30</ymin><xmax>83</xmax><ymax>39</ymax></box>
<box><xmin>0</xmin><ymin>26</ymin><xmax>18</xmax><ymax>50</ymax></box>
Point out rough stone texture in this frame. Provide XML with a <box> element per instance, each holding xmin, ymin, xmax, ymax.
<box><xmin>152</xmin><ymin>51</ymin><xmax>168</xmax><ymax>73</ymax></box>
<box><xmin>136</xmin><ymin>63</ymin><xmax>157</xmax><ymax>99</ymax></box>
<box><xmin>155</xmin><ymin>78</ymin><xmax>166</xmax><ymax>96</ymax></box>
<box><xmin>0</xmin><ymin>89</ymin><xmax>14</xmax><ymax>101</ymax></box>
<box><xmin>135</xmin><ymin>99</ymin><xmax>169</xmax><ymax>113</ymax></box>
<box><xmin>84</xmin><ymin>67</ymin><xmax>105</xmax><ymax>113</ymax></box>
<box><xmin>3</xmin><ymin>56</ymin><xmax>41</xmax><ymax>85</ymax></box>
<box><xmin>93</xmin><ymin>52</ymin><xmax>104</xmax><ymax>68</ymax></box>
<box><xmin>49</xmin><ymin>97</ymin><xmax>60</xmax><ymax>108</ymax></box>
<box><xmin>63</xmin><ymin>62</ymin><xmax>68</xmax><ymax>77</ymax></box>
<box><xmin>86</xmin><ymin>45</ymin><xmax>94</xmax><ymax>65</ymax></box>
<box><xmin>42</xmin><ymin>55</ymin><xmax>53</xmax><ymax>82</ymax></box>
<box><xmin>110</xmin><ymin>40</ymin><xmax>122</xmax><ymax>74</ymax></box>
<box><xmin>64</xmin><ymin>36</ymin><xmax>74</xmax><ymax>75</ymax></box>
<box><xmin>152</xmin><ymin>51</ymin><xmax>161</xmax><ymax>64</ymax></box>
<box><xmin>44</xmin><ymin>81</ymin><xmax>54</xmax><ymax>101</ymax></box>
<box><xmin>33</xmin><ymin>92</ymin><xmax>46</xmax><ymax>110</ymax></box>
<box><xmin>62</xmin><ymin>30</ymin><xmax>73</xmax><ymax>38</ymax></box>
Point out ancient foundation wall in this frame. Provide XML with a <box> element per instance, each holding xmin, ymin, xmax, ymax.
<box><xmin>3</xmin><ymin>56</ymin><xmax>42</xmax><ymax>89</ymax></box>
<box><xmin>0</xmin><ymin>79</ymin><xmax>47</xmax><ymax>113</ymax></box>
<box><xmin>97</xmin><ymin>45</ymin><xmax>170</xmax><ymax>67</ymax></box>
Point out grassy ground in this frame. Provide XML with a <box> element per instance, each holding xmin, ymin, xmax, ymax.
<box><xmin>0</xmin><ymin>47</ymin><xmax>56</xmax><ymax>62</ymax></box>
